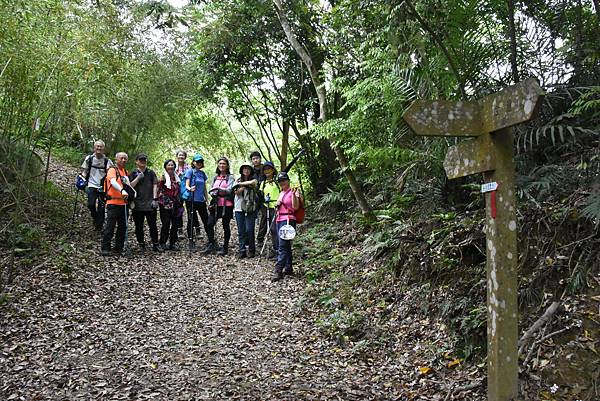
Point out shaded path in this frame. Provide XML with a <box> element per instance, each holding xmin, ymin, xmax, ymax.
<box><xmin>1</xmin><ymin>246</ymin><xmax>412</xmax><ymax>400</ymax></box>
<box><xmin>1</xmin><ymin>156</ymin><xmax>479</xmax><ymax>400</ymax></box>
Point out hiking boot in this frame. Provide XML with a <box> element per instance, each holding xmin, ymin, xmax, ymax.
<box><xmin>195</xmin><ymin>226</ymin><xmax>202</xmax><ymax>237</ymax></box>
<box><xmin>101</xmin><ymin>249</ymin><xmax>111</xmax><ymax>257</ymax></box>
<box><xmin>237</xmin><ymin>251</ymin><xmax>246</xmax><ymax>259</ymax></box>
<box><xmin>138</xmin><ymin>243</ymin><xmax>146</xmax><ymax>254</ymax></box>
<box><xmin>188</xmin><ymin>240</ymin><xmax>196</xmax><ymax>252</ymax></box>
<box><xmin>168</xmin><ymin>244</ymin><xmax>179</xmax><ymax>252</ymax></box>
<box><xmin>153</xmin><ymin>243</ymin><xmax>164</xmax><ymax>252</ymax></box>
<box><xmin>216</xmin><ymin>245</ymin><xmax>228</xmax><ymax>256</ymax></box>
<box><xmin>202</xmin><ymin>242</ymin><xmax>216</xmax><ymax>255</ymax></box>
<box><xmin>247</xmin><ymin>250</ymin><xmax>255</xmax><ymax>258</ymax></box>
<box><xmin>283</xmin><ymin>267</ymin><xmax>294</xmax><ymax>276</ymax></box>
<box><xmin>271</xmin><ymin>269</ymin><xmax>284</xmax><ymax>282</ymax></box>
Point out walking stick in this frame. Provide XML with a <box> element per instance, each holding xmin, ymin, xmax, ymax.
<box><xmin>71</xmin><ymin>189</ymin><xmax>80</xmax><ymax>224</ymax></box>
<box><xmin>124</xmin><ymin>202</ymin><xmax>131</xmax><ymax>257</ymax></box>
<box><xmin>258</xmin><ymin>195</ymin><xmax>271</xmax><ymax>261</ymax></box>
<box><xmin>189</xmin><ymin>187</ymin><xmax>195</xmax><ymax>254</ymax></box>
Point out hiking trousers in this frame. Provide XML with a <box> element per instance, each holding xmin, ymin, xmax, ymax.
<box><xmin>234</xmin><ymin>211</ymin><xmax>256</xmax><ymax>254</ymax></box>
<box><xmin>256</xmin><ymin>205</ymin><xmax>267</xmax><ymax>243</ymax></box>
<box><xmin>275</xmin><ymin>220</ymin><xmax>296</xmax><ymax>273</ymax></box>
<box><xmin>207</xmin><ymin>206</ymin><xmax>232</xmax><ymax>247</ymax></box>
<box><xmin>86</xmin><ymin>187</ymin><xmax>105</xmax><ymax>230</ymax></box>
<box><xmin>159</xmin><ymin>206</ymin><xmax>179</xmax><ymax>246</ymax></box>
<box><xmin>101</xmin><ymin>204</ymin><xmax>127</xmax><ymax>252</ymax></box>
<box><xmin>185</xmin><ymin>200</ymin><xmax>211</xmax><ymax>242</ymax></box>
<box><xmin>132</xmin><ymin>209</ymin><xmax>159</xmax><ymax>245</ymax></box>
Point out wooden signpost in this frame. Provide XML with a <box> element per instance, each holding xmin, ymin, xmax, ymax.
<box><xmin>403</xmin><ymin>79</ymin><xmax>544</xmax><ymax>401</ymax></box>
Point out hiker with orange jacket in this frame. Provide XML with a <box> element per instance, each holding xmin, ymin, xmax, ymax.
<box><xmin>101</xmin><ymin>152</ymin><xmax>131</xmax><ymax>256</ymax></box>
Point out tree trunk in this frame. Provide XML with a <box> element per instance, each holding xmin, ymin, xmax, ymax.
<box><xmin>592</xmin><ymin>0</ymin><xmax>600</xmax><ymax>26</ymax></box>
<box><xmin>573</xmin><ymin>0</ymin><xmax>585</xmax><ymax>84</ymax></box>
<box><xmin>507</xmin><ymin>0</ymin><xmax>520</xmax><ymax>83</ymax></box>
<box><xmin>280</xmin><ymin>119</ymin><xmax>289</xmax><ymax>171</ymax></box>
<box><xmin>272</xmin><ymin>0</ymin><xmax>374</xmax><ymax>219</ymax></box>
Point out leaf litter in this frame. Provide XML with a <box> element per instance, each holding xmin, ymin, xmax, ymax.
<box><xmin>0</xmin><ymin>156</ymin><xmax>486</xmax><ymax>400</ymax></box>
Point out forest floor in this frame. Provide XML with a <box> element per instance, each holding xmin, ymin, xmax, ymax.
<box><xmin>0</xmin><ymin>159</ymin><xmax>488</xmax><ymax>400</ymax></box>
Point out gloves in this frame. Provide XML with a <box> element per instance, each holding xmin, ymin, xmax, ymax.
<box><xmin>151</xmin><ymin>200</ymin><xmax>159</xmax><ymax>209</ymax></box>
<box><xmin>136</xmin><ymin>171</ymin><xmax>144</xmax><ymax>180</ymax></box>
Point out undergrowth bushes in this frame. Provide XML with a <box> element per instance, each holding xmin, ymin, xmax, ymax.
<box><xmin>0</xmin><ymin>139</ymin><xmax>84</xmax><ymax>298</ymax></box>
<box><xmin>299</xmin><ymin>121</ymin><xmax>599</xmax><ymax>360</ymax></box>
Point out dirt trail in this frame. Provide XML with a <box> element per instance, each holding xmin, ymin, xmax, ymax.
<box><xmin>0</xmin><ymin>157</ymin><xmax>477</xmax><ymax>400</ymax></box>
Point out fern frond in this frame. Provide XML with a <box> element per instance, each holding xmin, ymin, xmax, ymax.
<box><xmin>582</xmin><ymin>189</ymin><xmax>600</xmax><ymax>223</ymax></box>
<box><xmin>517</xmin><ymin>165</ymin><xmax>565</xmax><ymax>200</ymax></box>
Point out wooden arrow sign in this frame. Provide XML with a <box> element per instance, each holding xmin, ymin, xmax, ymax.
<box><xmin>403</xmin><ymin>100</ymin><xmax>482</xmax><ymax>137</ymax></box>
<box><xmin>479</xmin><ymin>78</ymin><xmax>544</xmax><ymax>133</ymax></box>
<box><xmin>403</xmin><ymin>78</ymin><xmax>544</xmax><ymax>138</ymax></box>
<box><xmin>444</xmin><ymin>134</ymin><xmax>495</xmax><ymax>179</ymax></box>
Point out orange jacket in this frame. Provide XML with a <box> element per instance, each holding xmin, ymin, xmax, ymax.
<box><xmin>105</xmin><ymin>166</ymin><xmax>128</xmax><ymax>206</ymax></box>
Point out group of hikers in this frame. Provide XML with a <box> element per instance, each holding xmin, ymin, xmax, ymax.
<box><xmin>78</xmin><ymin>140</ymin><xmax>303</xmax><ymax>281</ymax></box>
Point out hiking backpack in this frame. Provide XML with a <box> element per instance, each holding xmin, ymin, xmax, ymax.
<box><xmin>84</xmin><ymin>154</ymin><xmax>110</xmax><ymax>196</ymax></box>
<box><xmin>242</xmin><ymin>186</ymin><xmax>259</xmax><ymax>214</ymax></box>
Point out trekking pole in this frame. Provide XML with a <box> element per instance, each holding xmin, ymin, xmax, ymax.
<box><xmin>71</xmin><ymin>189</ymin><xmax>80</xmax><ymax>225</ymax></box>
<box><xmin>189</xmin><ymin>188</ymin><xmax>195</xmax><ymax>254</ymax></box>
<box><xmin>258</xmin><ymin>195</ymin><xmax>271</xmax><ymax>261</ymax></box>
<box><xmin>124</xmin><ymin>202</ymin><xmax>131</xmax><ymax>257</ymax></box>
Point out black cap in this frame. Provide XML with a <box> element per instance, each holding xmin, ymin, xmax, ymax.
<box><xmin>136</xmin><ymin>153</ymin><xmax>148</xmax><ymax>160</ymax></box>
<box><xmin>276</xmin><ymin>172</ymin><xmax>289</xmax><ymax>182</ymax></box>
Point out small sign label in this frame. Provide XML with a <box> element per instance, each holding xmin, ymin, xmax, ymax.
<box><xmin>481</xmin><ymin>182</ymin><xmax>498</xmax><ymax>193</ymax></box>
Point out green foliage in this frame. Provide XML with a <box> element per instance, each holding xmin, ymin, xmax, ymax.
<box><xmin>53</xmin><ymin>145</ymin><xmax>85</xmax><ymax>167</ymax></box>
<box><xmin>317</xmin><ymin>309</ymin><xmax>365</xmax><ymax>345</ymax></box>
<box><xmin>11</xmin><ymin>223</ymin><xmax>42</xmax><ymax>253</ymax></box>
<box><xmin>582</xmin><ymin>189</ymin><xmax>600</xmax><ymax>224</ymax></box>
<box><xmin>517</xmin><ymin>165</ymin><xmax>565</xmax><ymax>200</ymax></box>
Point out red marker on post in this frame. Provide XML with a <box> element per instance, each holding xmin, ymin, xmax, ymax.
<box><xmin>481</xmin><ymin>182</ymin><xmax>499</xmax><ymax>219</ymax></box>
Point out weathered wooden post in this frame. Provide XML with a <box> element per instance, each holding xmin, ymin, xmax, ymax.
<box><xmin>403</xmin><ymin>79</ymin><xmax>544</xmax><ymax>401</ymax></box>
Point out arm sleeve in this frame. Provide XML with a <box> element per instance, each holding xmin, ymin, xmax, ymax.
<box><xmin>107</xmin><ymin>169</ymin><xmax>123</xmax><ymax>192</ymax></box>
<box><xmin>80</xmin><ymin>156</ymin><xmax>89</xmax><ymax>170</ymax></box>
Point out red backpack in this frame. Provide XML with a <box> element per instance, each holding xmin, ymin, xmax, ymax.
<box><xmin>295</xmin><ymin>196</ymin><xmax>305</xmax><ymax>224</ymax></box>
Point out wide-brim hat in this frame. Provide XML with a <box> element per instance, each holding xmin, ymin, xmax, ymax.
<box><xmin>239</xmin><ymin>162</ymin><xmax>254</xmax><ymax>175</ymax></box>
